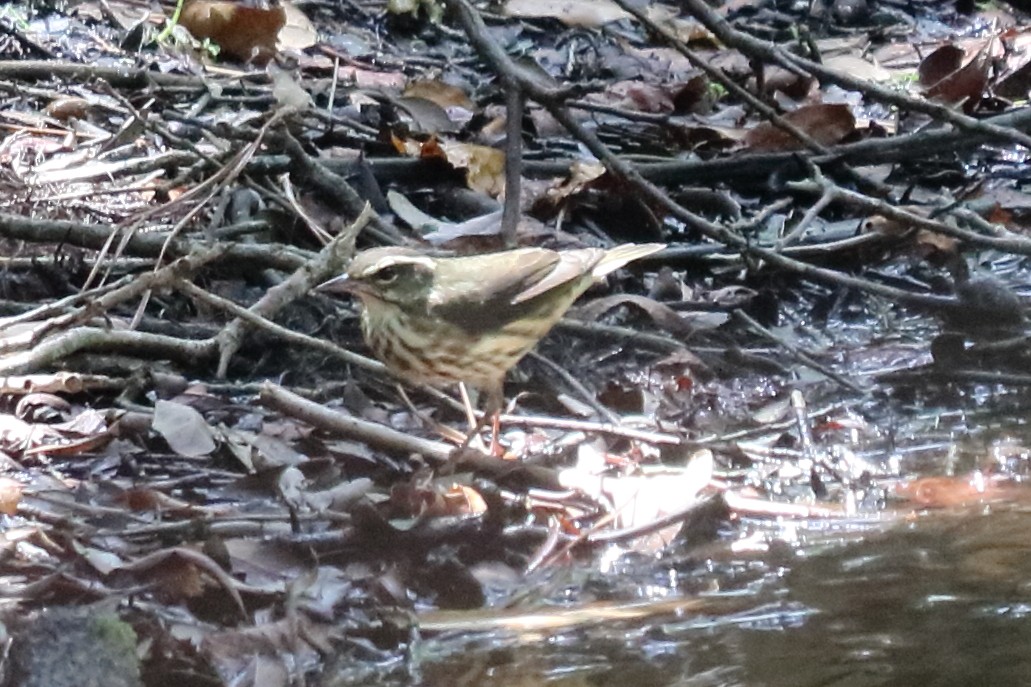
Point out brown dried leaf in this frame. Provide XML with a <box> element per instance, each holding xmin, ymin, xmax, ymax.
<box><xmin>45</xmin><ymin>97</ymin><xmax>91</xmax><ymax>121</ymax></box>
<box><xmin>443</xmin><ymin>484</ymin><xmax>488</xmax><ymax>516</ymax></box>
<box><xmin>391</xmin><ymin>135</ymin><xmax>505</xmax><ymax>195</ymax></box>
<box><xmin>180</xmin><ymin>0</ymin><xmax>285</xmax><ymax>63</ymax></box>
<box><xmin>543</xmin><ymin>161</ymin><xmax>606</xmax><ymax>205</ymax></box>
<box><xmin>338</xmin><ymin>66</ymin><xmax>407</xmax><ymax>90</ymax></box>
<box><xmin>0</xmin><ymin>477</ymin><xmax>22</xmax><ymax>515</ymax></box>
<box><xmin>645</xmin><ymin>5</ymin><xmax>714</xmax><ymax>45</ymax></box>
<box><xmin>147</xmin><ymin>556</ymin><xmax>207</xmax><ymax>600</ymax></box>
<box><xmin>894</xmin><ymin>474</ymin><xmax>995</xmax><ymax>508</ymax></box>
<box><xmin>761</xmin><ymin>66</ymin><xmax>815</xmax><ymax>100</ymax></box>
<box><xmin>915</xmin><ymin>229</ymin><xmax>958</xmax><ymax>254</ymax></box>
<box><xmin>438</xmin><ymin>141</ymin><xmax>506</xmax><ymax>197</ymax></box>
<box><xmin>743</xmin><ymin>103</ymin><xmax>856</xmax><ymax>152</ymax></box>
<box><xmin>920</xmin><ymin>40</ymin><xmax>996</xmax><ymax>106</ymax></box>
<box><xmin>120</xmin><ymin>487</ymin><xmax>204</xmax><ymax>514</ymax></box>
<box><xmin>122</xmin><ymin>547</ymin><xmax>246</xmax><ymax>616</ymax></box>
<box><xmin>403</xmin><ymin>79</ymin><xmax>475</xmax><ymax>111</ymax></box>
<box><xmin>591</xmin><ymin>80</ymin><xmax>675</xmax><ymax>114</ymax></box>
<box><xmin>390</xmin><ymin>132</ymin><xmax>427</xmax><ymax>157</ymax></box>
<box><xmin>672</xmin><ymin>74</ymin><xmax>714</xmax><ymax>114</ymax></box>
<box><xmin>918</xmin><ymin>45</ymin><xmax>966</xmax><ymax>86</ymax></box>
<box><xmin>390</xmin><ymin>479</ymin><xmax>448</xmax><ymax>518</ymax></box>
<box><xmin>863</xmin><ymin>214</ymin><xmax>911</xmax><ymax>235</ymax></box>
<box><xmin>925</xmin><ymin>54</ymin><xmax>991</xmax><ymax>105</ymax></box>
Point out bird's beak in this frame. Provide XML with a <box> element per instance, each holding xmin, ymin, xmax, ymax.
<box><xmin>316</xmin><ymin>273</ymin><xmax>355</xmax><ymax>295</ymax></box>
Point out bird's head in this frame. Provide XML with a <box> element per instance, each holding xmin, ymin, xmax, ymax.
<box><xmin>318</xmin><ymin>247</ymin><xmax>436</xmax><ymax>309</ymax></box>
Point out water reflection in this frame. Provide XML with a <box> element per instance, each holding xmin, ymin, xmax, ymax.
<box><xmin>411</xmin><ymin>506</ymin><xmax>1031</xmax><ymax>687</ymax></box>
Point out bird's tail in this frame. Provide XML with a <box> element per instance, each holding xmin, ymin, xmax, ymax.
<box><xmin>510</xmin><ymin>243</ymin><xmax>665</xmax><ymax>304</ymax></box>
<box><xmin>591</xmin><ymin>243</ymin><xmax>665</xmax><ymax>278</ymax></box>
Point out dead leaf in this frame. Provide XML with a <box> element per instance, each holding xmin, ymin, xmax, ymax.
<box><xmin>152</xmin><ymin>400</ymin><xmax>217</xmax><ymax>457</ymax></box>
<box><xmin>0</xmin><ymin>477</ymin><xmax>22</xmax><ymax>515</ymax></box>
<box><xmin>388</xmin><ymin>0</ymin><xmax>444</xmax><ymax>22</ymax></box>
<box><xmin>440</xmin><ymin>141</ymin><xmax>506</xmax><ymax>196</ymax></box>
<box><xmin>223</xmin><ymin>427</ymin><xmax>306</xmax><ymax>470</ymax></box>
<box><xmin>303</xmin><ymin>478</ymin><xmax>375</xmax><ymax>512</ymax></box>
<box><xmin>559</xmin><ymin>450</ymin><xmax>714</xmax><ymax>551</ymax></box>
<box><xmin>761</xmin><ymin>66</ymin><xmax>815</xmax><ymax>100</ymax></box>
<box><xmin>180</xmin><ymin>0</ymin><xmax>286</xmax><ymax>63</ymax></box>
<box><xmin>386</xmin><ymin>190</ymin><xmax>504</xmax><ymax>243</ymax></box>
<box><xmin>277</xmin><ymin>1</ymin><xmax>316</xmax><ymax>51</ymax></box>
<box><xmin>995</xmin><ymin>55</ymin><xmax>1031</xmax><ymax>100</ymax></box>
<box><xmin>45</xmin><ymin>97</ymin><xmax>92</xmax><ymax>121</ymax></box>
<box><xmin>645</xmin><ymin>5</ymin><xmax>714</xmax><ymax>45</ymax></box>
<box><xmin>121</xmin><ymin>546</ymin><xmax>247</xmax><ymax>617</ymax></box>
<box><xmin>590</xmin><ymin>80</ymin><xmax>675</xmax><ymax>113</ymax></box>
<box><xmin>0</xmin><ymin>414</ymin><xmax>36</xmax><ymax>454</ymax></box>
<box><xmin>743</xmin><ymin>103</ymin><xmax>856</xmax><ymax>152</ymax></box>
<box><xmin>503</xmin><ymin>0</ymin><xmax>630</xmax><ymax>27</ymax></box>
<box><xmin>76</xmin><ymin>544</ymin><xmax>124</xmax><ymax>575</ymax></box>
<box><xmin>269</xmin><ymin>65</ymin><xmax>313</xmax><ymax>110</ymax></box>
<box><xmin>442</xmin><ymin>484</ymin><xmax>488</xmax><ymax>516</ymax></box>
<box><xmin>823</xmin><ymin>55</ymin><xmax>891</xmax><ymax>82</ymax></box>
<box><xmin>894</xmin><ymin>474</ymin><xmax>996</xmax><ymax>508</ymax></box>
<box><xmin>672</xmin><ymin>74</ymin><xmax>714</xmax><ymax>114</ymax></box>
<box><xmin>926</xmin><ymin>55</ymin><xmax>991</xmax><ymax>106</ymax></box>
<box><xmin>203</xmin><ymin>616</ymin><xmax>330</xmax><ymax>684</ymax></box>
<box><xmin>394</xmin><ymin>96</ymin><xmax>459</xmax><ymax>134</ymax></box>
<box><xmin>403</xmin><ymin>79</ymin><xmax>475</xmax><ymax>111</ymax></box>
<box><xmin>15</xmin><ymin>393</ymin><xmax>70</xmax><ymax>423</ymax></box>
<box><xmin>918</xmin><ymin>45</ymin><xmax>966</xmax><ymax>87</ymax></box>
<box><xmin>573</xmin><ymin>293</ymin><xmax>726</xmax><ymax>336</ymax></box>
<box><xmin>338</xmin><ymin>66</ymin><xmax>407</xmax><ymax>90</ymax></box>
<box><xmin>915</xmin><ymin>229</ymin><xmax>959</xmax><ymax>254</ymax></box>
<box><xmin>920</xmin><ymin>40</ymin><xmax>996</xmax><ymax>106</ymax></box>
<box><xmin>544</xmin><ymin>161</ymin><xmax>606</xmax><ymax>205</ymax></box>
<box><xmin>120</xmin><ymin>487</ymin><xmax>204</xmax><ymax>514</ymax></box>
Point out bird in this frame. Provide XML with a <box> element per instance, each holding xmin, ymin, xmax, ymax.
<box><xmin>318</xmin><ymin>243</ymin><xmax>665</xmax><ymax>446</ymax></box>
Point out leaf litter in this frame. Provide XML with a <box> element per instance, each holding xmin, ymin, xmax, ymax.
<box><xmin>1</xmin><ymin>0</ymin><xmax>1031</xmax><ymax>684</ymax></box>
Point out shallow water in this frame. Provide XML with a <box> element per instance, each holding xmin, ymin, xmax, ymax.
<box><xmin>405</xmin><ymin>505</ymin><xmax>1031</xmax><ymax>687</ymax></box>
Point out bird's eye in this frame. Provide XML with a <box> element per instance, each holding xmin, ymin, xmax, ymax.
<box><xmin>372</xmin><ymin>265</ymin><xmax>400</xmax><ymax>285</ymax></box>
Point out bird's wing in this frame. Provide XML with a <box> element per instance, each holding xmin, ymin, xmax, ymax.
<box><xmin>428</xmin><ymin>250</ymin><xmax>555</xmax><ymax>306</ymax></box>
<box><xmin>509</xmin><ymin>249</ymin><xmax>603</xmax><ymax>304</ymax></box>
<box><xmin>511</xmin><ymin>243</ymin><xmax>663</xmax><ymax>303</ymax></box>
<box><xmin>429</xmin><ymin>249</ymin><xmax>586</xmax><ymax>330</ymax></box>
